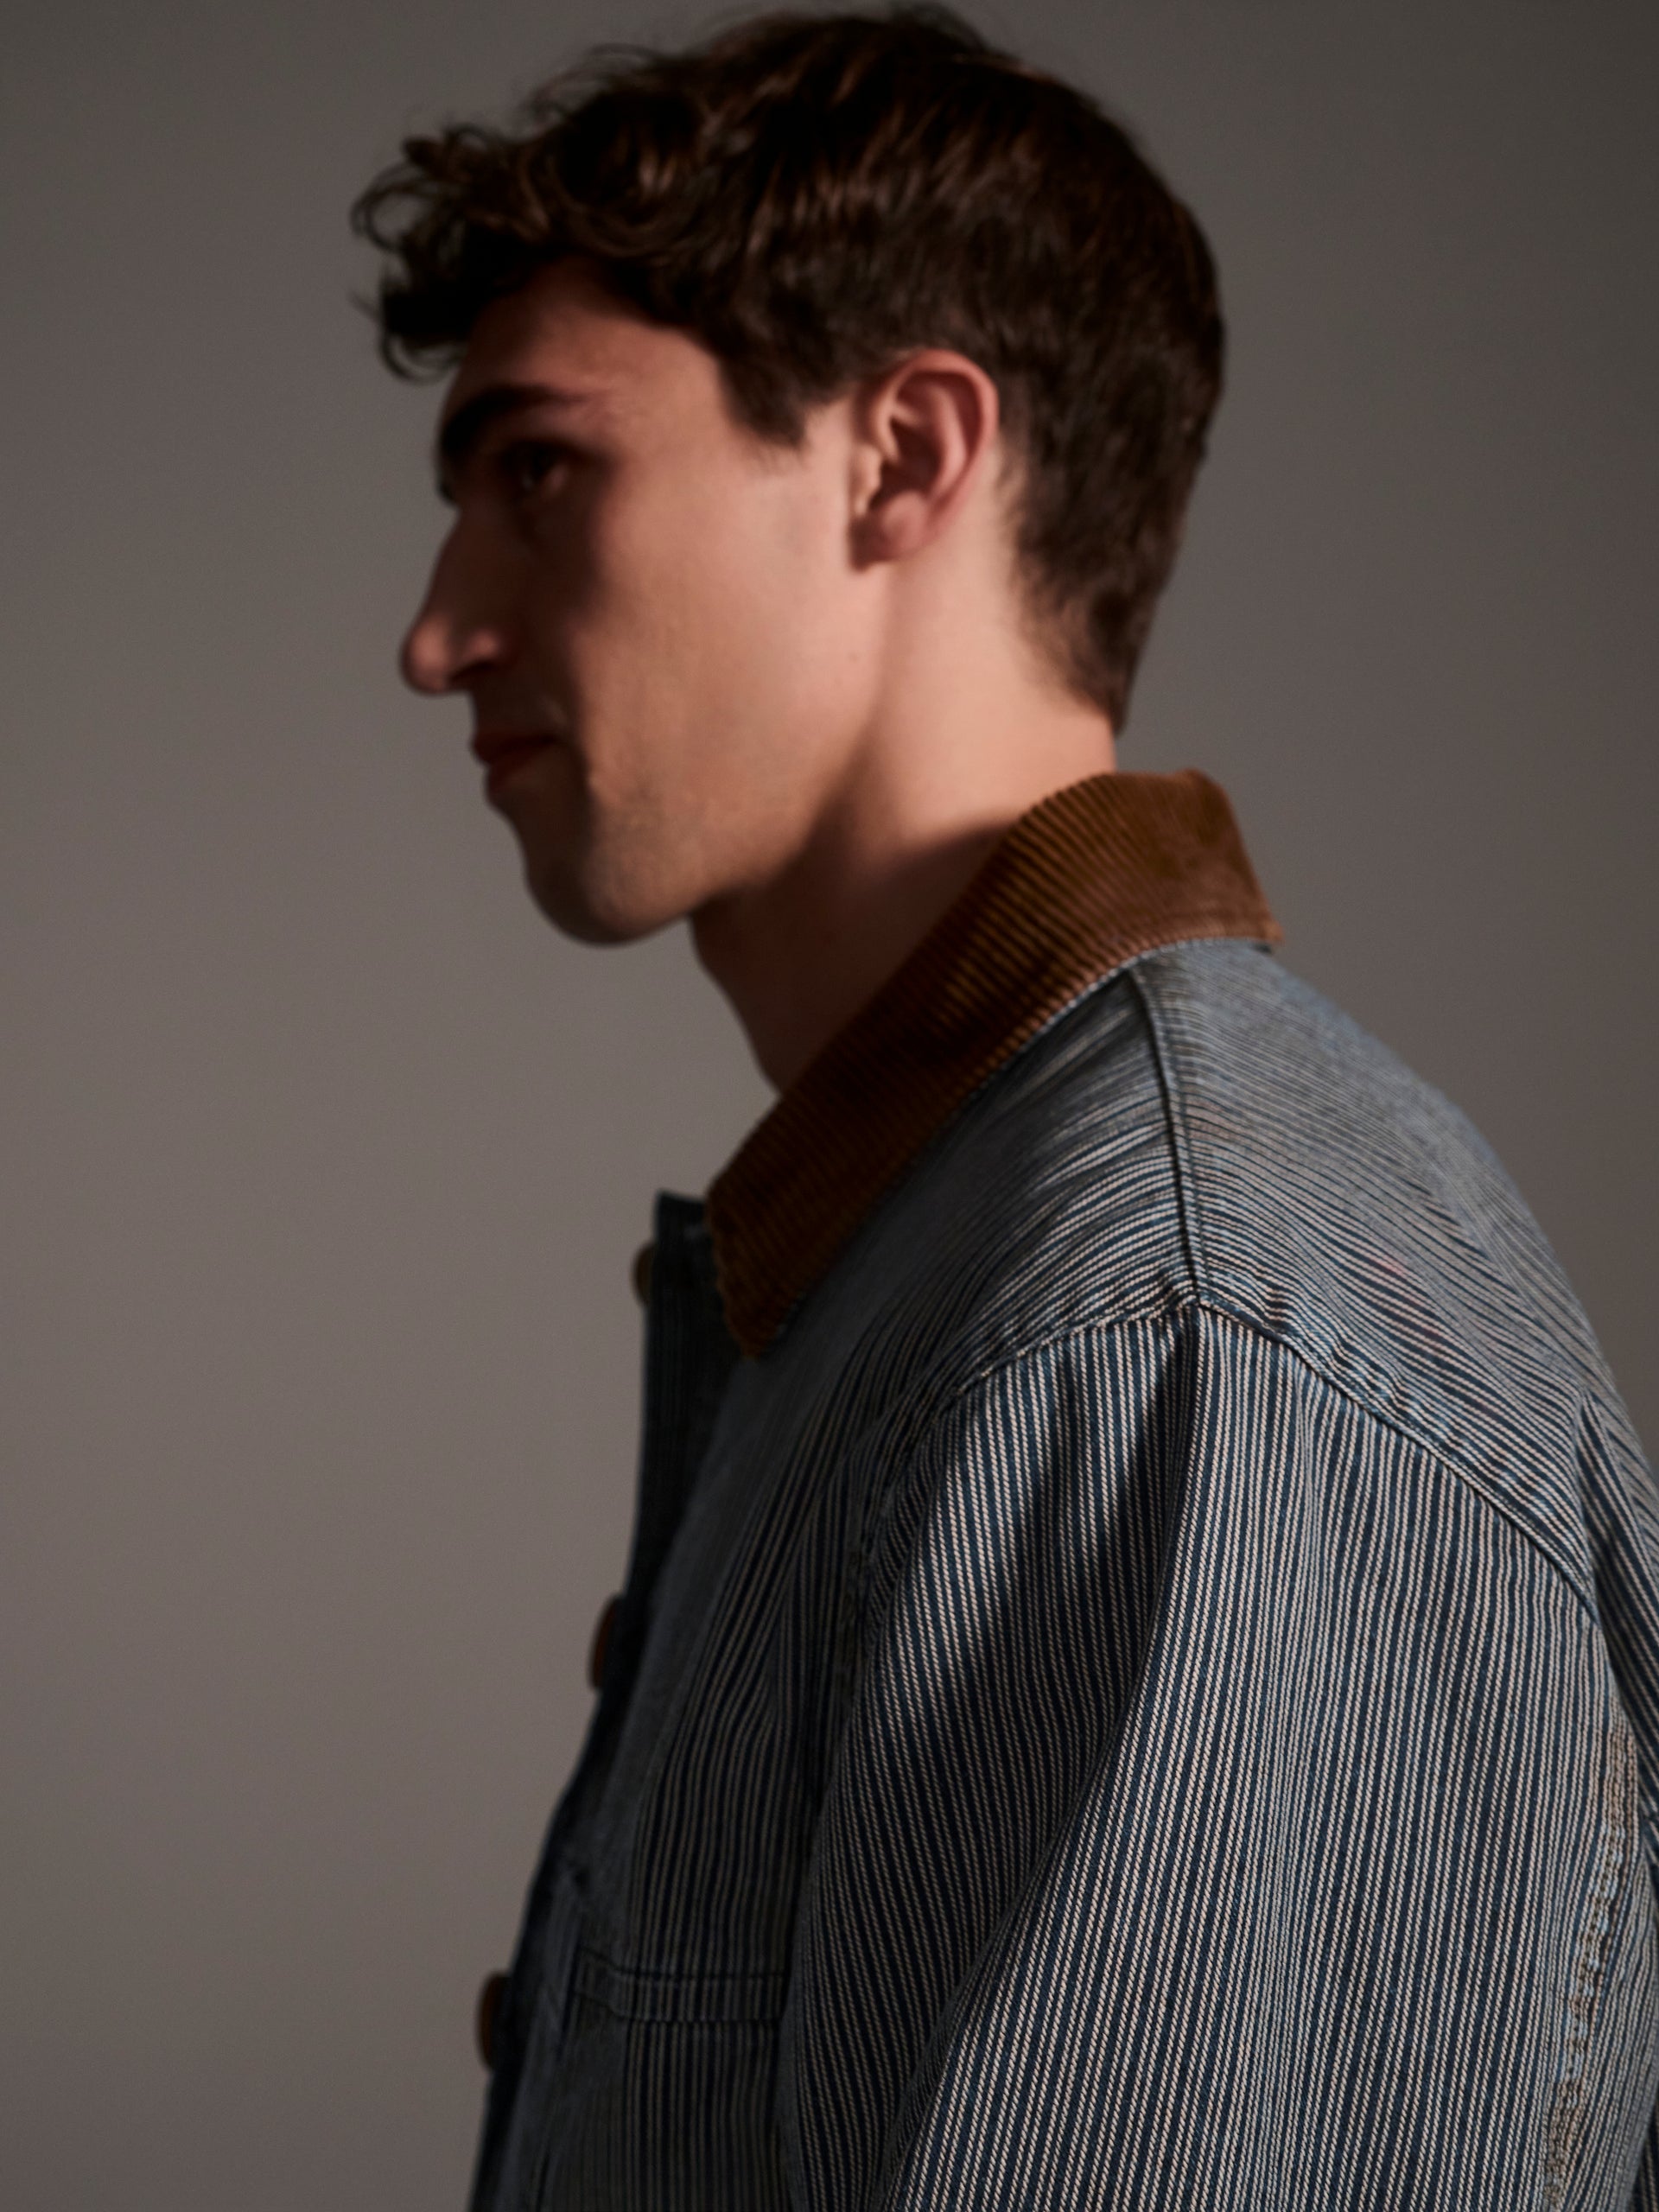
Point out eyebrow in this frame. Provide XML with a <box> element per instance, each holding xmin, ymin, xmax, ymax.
<box><xmin>434</xmin><ymin>381</ymin><xmax>589</xmax><ymax>495</ymax></box>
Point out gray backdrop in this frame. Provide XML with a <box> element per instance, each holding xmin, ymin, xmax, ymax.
<box><xmin>4</xmin><ymin>1</ymin><xmax>1655</xmax><ymax>2205</ymax></box>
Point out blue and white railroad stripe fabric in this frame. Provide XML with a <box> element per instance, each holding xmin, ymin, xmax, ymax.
<box><xmin>471</xmin><ymin>936</ymin><xmax>1659</xmax><ymax>2210</ymax></box>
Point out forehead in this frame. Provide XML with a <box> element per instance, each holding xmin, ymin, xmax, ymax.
<box><xmin>438</xmin><ymin>259</ymin><xmax>719</xmax><ymax>433</ymax></box>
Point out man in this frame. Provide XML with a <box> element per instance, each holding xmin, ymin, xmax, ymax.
<box><xmin>356</xmin><ymin>10</ymin><xmax>1659</xmax><ymax>2205</ymax></box>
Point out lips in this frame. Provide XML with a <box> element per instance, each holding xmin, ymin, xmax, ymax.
<box><xmin>470</xmin><ymin>729</ymin><xmax>558</xmax><ymax>771</ymax></box>
<box><xmin>470</xmin><ymin>728</ymin><xmax>558</xmax><ymax>796</ymax></box>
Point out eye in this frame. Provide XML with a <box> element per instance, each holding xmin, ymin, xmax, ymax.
<box><xmin>497</xmin><ymin>438</ymin><xmax>569</xmax><ymax>501</ymax></box>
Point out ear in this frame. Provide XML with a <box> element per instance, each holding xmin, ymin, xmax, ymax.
<box><xmin>848</xmin><ymin>350</ymin><xmax>1002</xmax><ymax>568</ymax></box>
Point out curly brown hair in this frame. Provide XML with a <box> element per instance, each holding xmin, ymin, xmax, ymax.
<box><xmin>352</xmin><ymin>6</ymin><xmax>1223</xmax><ymax>730</ymax></box>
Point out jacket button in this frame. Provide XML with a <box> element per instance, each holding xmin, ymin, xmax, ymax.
<box><xmin>476</xmin><ymin>1971</ymin><xmax>508</xmax><ymax>2070</ymax></box>
<box><xmin>589</xmin><ymin>1594</ymin><xmax>620</xmax><ymax>1690</ymax></box>
<box><xmin>632</xmin><ymin>1242</ymin><xmax>655</xmax><ymax>1306</ymax></box>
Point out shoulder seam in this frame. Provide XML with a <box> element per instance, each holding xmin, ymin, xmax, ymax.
<box><xmin>1125</xmin><ymin>961</ymin><xmax>1207</xmax><ymax>1300</ymax></box>
<box><xmin>899</xmin><ymin>1299</ymin><xmax>1598</xmax><ymax>1623</ymax></box>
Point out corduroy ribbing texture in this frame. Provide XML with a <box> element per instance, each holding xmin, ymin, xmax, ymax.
<box><xmin>708</xmin><ymin>769</ymin><xmax>1279</xmax><ymax>1356</ymax></box>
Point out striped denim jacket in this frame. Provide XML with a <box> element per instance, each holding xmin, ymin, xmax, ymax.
<box><xmin>470</xmin><ymin>777</ymin><xmax>1659</xmax><ymax>2209</ymax></box>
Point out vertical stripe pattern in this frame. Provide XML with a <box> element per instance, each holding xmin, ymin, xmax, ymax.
<box><xmin>472</xmin><ymin>939</ymin><xmax>1659</xmax><ymax>2210</ymax></box>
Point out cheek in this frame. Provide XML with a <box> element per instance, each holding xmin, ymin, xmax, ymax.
<box><xmin>569</xmin><ymin>444</ymin><xmax>868</xmax><ymax>798</ymax></box>
<box><xmin>681</xmin><ymin>468</ymin><xmax>862</xmax><ymax>710</ymax></box>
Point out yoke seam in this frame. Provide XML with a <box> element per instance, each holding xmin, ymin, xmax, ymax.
<box><xmin>880</xmin><ymin>1298</ymin><xmax>1598</xmax><ymax>1625</ymax></box>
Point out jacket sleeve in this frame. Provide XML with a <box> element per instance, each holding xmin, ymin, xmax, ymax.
<box><xmin>778</xmin><ymin>1307</ymin><xmax>1659</xmax><ymax>2210</ymax></box>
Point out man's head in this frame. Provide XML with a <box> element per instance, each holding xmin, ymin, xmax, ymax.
<box><xmin>357</xmin><ymin>7</ymin><xmax>1222</xmax><ymax>944</ymax></box>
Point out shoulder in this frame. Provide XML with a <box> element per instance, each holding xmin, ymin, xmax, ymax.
<box><xmin>1115</xmin><ymin>939</ymin><xmax>1622</xmax><ymax>1569</ymax></box>
<box><xmin>1126</xmin><ymin>942</ymin><xmax>1599</xmax><ymax>1379</ymax></box>
<box><xmin>916</xmin><ymin>935</ymin><xmax>1614</xmax><ymax>1469</ymax></box>
<box><xmin>801</xmin><ymin>939</ymin><xmax>1624</xmax><ymax>1522</ymax></box>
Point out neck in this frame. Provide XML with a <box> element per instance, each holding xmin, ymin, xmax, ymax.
<box><xmin>691</xmin><ymin>685</ymin><xmax>1116</xmax><ymax>1091</ymax></box>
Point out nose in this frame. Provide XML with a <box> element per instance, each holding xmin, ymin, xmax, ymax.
<box><xmin>399</xmin><ymin>526</ymin><xmax>515</xmax><ymax>696</ymax></box>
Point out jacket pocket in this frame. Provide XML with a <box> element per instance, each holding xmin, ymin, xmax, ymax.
<box><xmin>531</xmin><ymin>1945</ymin><xmax>791</xmax><ymax>2209</ymax></box>
<box><xmin>569</xmin><ymin>1943</ymin><xmax>788</xmax><ymax>2025</ymax></box>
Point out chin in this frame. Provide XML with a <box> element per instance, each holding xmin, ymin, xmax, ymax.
<box><xmin>523</xmin><ymin>855</ymin><xmax>683</xmax><ymax>947</ymax></box>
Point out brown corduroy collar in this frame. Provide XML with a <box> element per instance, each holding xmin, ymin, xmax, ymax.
<box><xmin>705</xmin><ymin>769</ymin><xmax>1280</xmax><ymax>1357</ymax></box>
